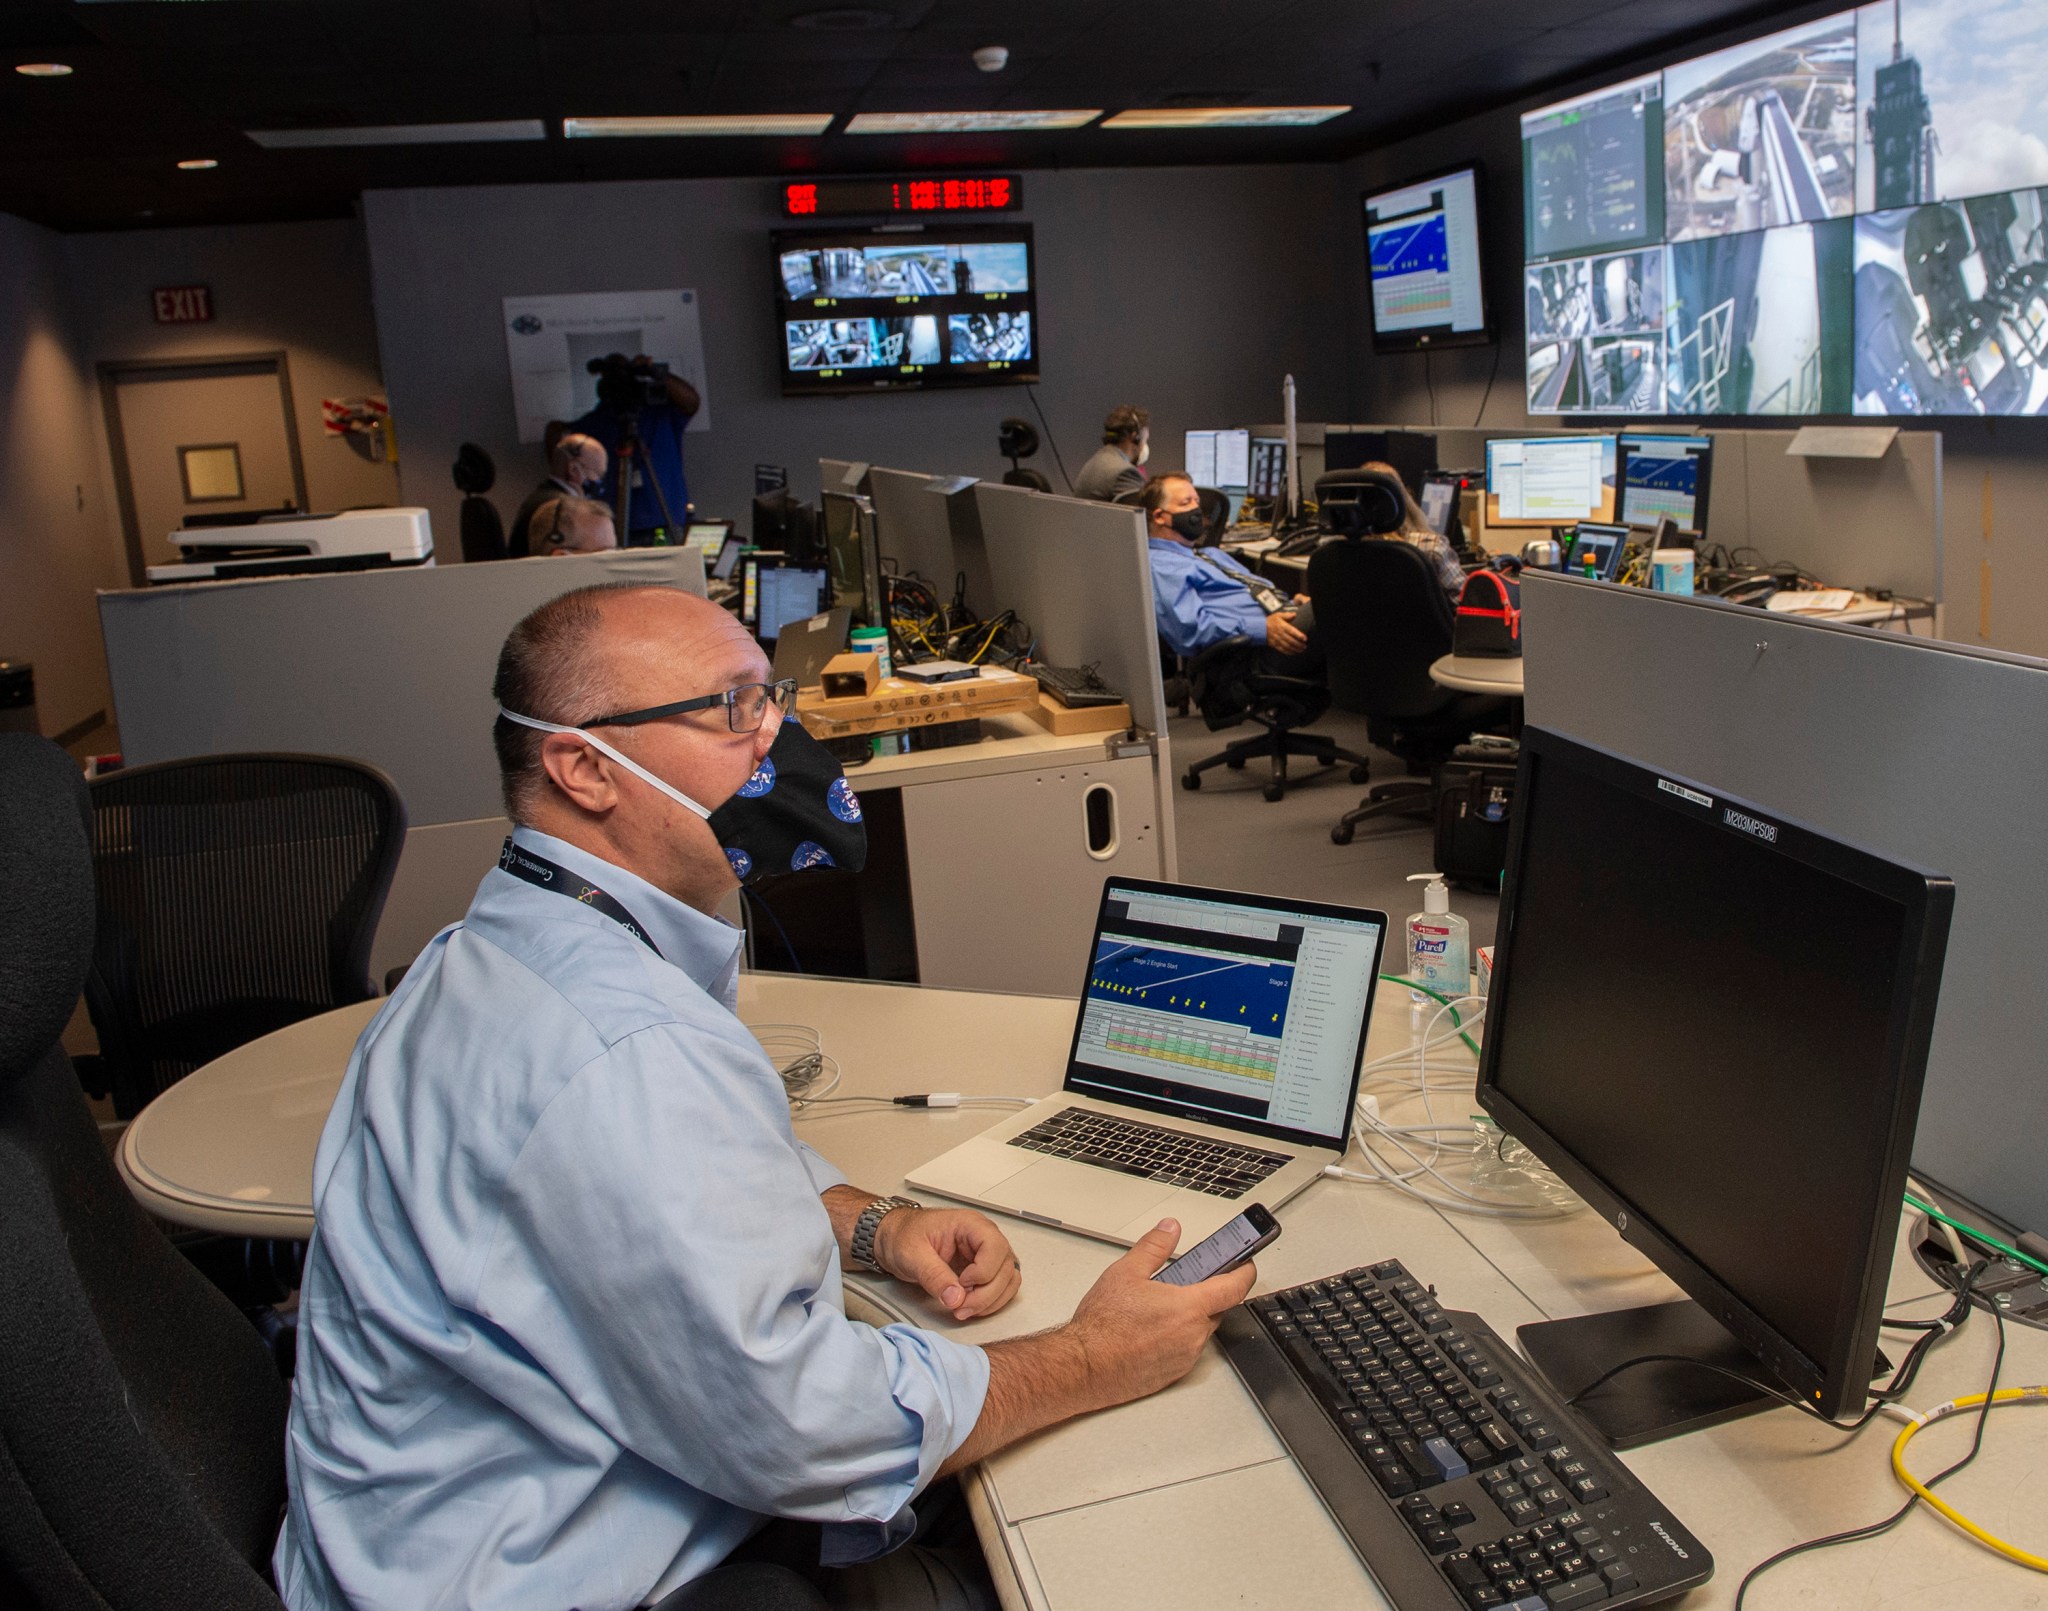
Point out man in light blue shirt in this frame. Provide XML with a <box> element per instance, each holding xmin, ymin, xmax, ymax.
<box><xmin>1144</xmin><ymin>473</ymin><xmax>1322</xmax><ymax>676</ymax></box>
<box><xmin>277</xmin><ymin>582</ymin><xmax>1255</xmax><ymax>1611</ymax></box>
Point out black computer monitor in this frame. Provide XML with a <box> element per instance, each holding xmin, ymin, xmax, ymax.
<box><xmin>754</xmin><ymin>490</ymin><xmax>820</xmax><ymax>566</ymax></box>
<box><xmin>820</xmin><ymin>489</ymin><xmax>885</xmax><ymax>629</ymax></box>
<box><xmin>1248</xmin><ymin>437</ymin><xmax>1288</xmax><ymax>503</ymax></box>
<box><xmin>1618</xmin><ymin>434</ymin><xmax>1713</xmax><ymax>540</ymax></box>
<box><xmin>1324</xmin><ymin>429</ymin><xmax>1436</xmax><ymax>497</ymax></box>
<box><xmin>1477</xmin><ymin>729</ymin><xmax>1953</xmax><ymax>1444</ymax></box>
<box><xmin>755</xmin><ymin>565</ymin><xmax>828</xmax><ymax>644</ymax></box>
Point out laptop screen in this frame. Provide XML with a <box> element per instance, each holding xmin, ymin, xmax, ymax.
<box><xmin>1064</xmin><ymin>879</ymin><xmax>1387</xmax><ymax>1150</ymax></box>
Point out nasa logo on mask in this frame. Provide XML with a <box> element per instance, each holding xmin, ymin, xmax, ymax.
<box><xmin>790</xmin><ymin>841</ymin><xmax>836</xmax><ymax>871</ymax></box>
<box><xmin>736</xmin><ymin>757</ymin><xmax>777</xmax><ymax>799</ymax></box>
<box><xmin>725</xmin><ymin>847</ymin><xmax>753</xmax><ymax>880</ymax></box>
<box><xmin>827</xmin><ymin>777</ymin><xmax>862</xmax><ymax>824</ymax></box>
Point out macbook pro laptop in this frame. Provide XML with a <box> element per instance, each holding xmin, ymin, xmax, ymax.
<box><xmin>908</xmin><ymin>878</ymin><xmax>1388</xmax><ymax>1246</ymax></box>
<box><xmin>772</xmin><ymin>605</ymin><xmax>852</xmax><ymax>689</ymax></box>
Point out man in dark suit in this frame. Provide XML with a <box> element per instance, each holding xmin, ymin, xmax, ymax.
<box><xmin>1073</xmin><ymin>405</ymin><xmax>1149</xmax><ymax>501</ymax></box>
<box><xmin>509</xmin><ymin>433</ymin><xmax>608</xmax><ymax>557</ymax></box>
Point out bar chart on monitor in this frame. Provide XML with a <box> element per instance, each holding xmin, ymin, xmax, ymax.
<box><xmin>1080</xmin><ymin>936</ymin><xmax>1295</xmax><ymax>1105</ymax></box>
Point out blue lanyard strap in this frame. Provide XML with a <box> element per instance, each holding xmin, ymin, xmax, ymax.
<box><xmin>497</xmin><ymin>839</ymin><xmax>663</xmax><ymax>958</ymax></box>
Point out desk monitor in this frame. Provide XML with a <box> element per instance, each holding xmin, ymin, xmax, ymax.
<box><xmin>755</xmin><ymin>565</ymin><xmax>828</xmax><ymax>644</ymax></box>
<box><xmin>1248</xmin><ymin>437</ymin><xmax>1288</xmax><ymax>502</ymax></box>
<box><xmin>1361</xmin><ymin>163</ymin><xmax>1492</xmax><ymax>352</ymax></box>
<box><xmin>711</xmin><ymin>531</ymin><xmax>747</xmax><ymax>581</ymax></box>
<box><xmin>1184</xmin><ymin>429</ymin><xmax>1250</xmax><ymax>492</ymax></box>
<box><xmin>1565</xmin><ymin>522</ymin><xmax>1629</xmax><ymax>580</ymax></box>
<box><xmin>739</xmin><ymin>552</ymin><xmax>783</xmax><ymax>627</ymax></box>
<box><xmin>682</xmin><ymin>520</ymin><xmax>732</xmax><ymax>562</ymax></box>
<box><xmin>1484</xmin><ymin>435</ymin><xmax>1616</xmax><ymax>528</ymax></box>
<box><xmin>820</xmin><ymin>489</ymin><xmax>885</xmax><ymax>629</ymax></box>
<box><xmin>1619</xmin><ymin>433</ymin><xmax>1712</xmax><ymax>538</ymax></box>
<box><xmin>1478</xmin><ymin>728</ymin><xmax>1952</xmax><ymax>1443</ymax></box>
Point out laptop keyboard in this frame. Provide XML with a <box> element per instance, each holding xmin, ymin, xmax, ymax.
<box><xmin>1006</xmin><ymin>1106</ymin><xmax>1291</xmax><ymax>1197</ymax></box>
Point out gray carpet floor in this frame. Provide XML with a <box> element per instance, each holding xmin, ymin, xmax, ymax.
<box><xmin>1165</xmin><ymin>706</ymin><xmax>1500</xmax><ymax>954</ymax></box>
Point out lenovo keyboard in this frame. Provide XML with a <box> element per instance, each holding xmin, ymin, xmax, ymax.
<box><xmin>1217</xmin><ymin>1259</ymin><xmax>1712</xmax><ymax>1610</ymax></box>
<box><xmin>1023</xmin><ymin>661</ymin><xmax>1125</xmax><ymax>708</ymax></box>
<box><xmin>1005</xmin><ymin>1106</ymin><xmax>1289</xmax><ymax>1198</ymax></box>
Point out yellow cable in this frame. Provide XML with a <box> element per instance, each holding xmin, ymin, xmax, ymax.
<box><xmin>1890</xmin><ymin>1386</ymin><xmax>2048</xmax><ymax>1571</ymax></box>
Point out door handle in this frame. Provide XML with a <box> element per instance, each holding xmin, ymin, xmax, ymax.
<box><xmin>1082</xmin><ymin>782</ymin><xmax>1118</xmax><ymax>860</ymax></box>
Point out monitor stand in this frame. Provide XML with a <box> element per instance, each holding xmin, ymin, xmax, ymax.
<box><xmin>1516</xmin><ymin>1299</ymin><xmax>1777</xmax><ymax>1450</ymax></box>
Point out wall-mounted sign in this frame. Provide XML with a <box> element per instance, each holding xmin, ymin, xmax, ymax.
<box><xmin>152</xmin><ymin>285</ymin><xmax>214</xmax><ymax>323</ymax></box>
<box><xmin>500</xmin><ymin>289</ymin><xmax>709</xmax><ymax>444</ymax></box>
<box><xmin>780</xmin><ymin>175</ymin><xmax>1023</xmax><ymax>219</ymax></box>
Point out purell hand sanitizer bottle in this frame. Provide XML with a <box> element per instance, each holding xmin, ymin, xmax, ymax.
<box><xmin>1405</xmin><ymin>872</ymin><xmax>1470</xmax><ymax>1005</ymax></box>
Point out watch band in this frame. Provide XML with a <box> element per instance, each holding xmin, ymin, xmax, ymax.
<box><xmin>850</xmin><ymin>1194</ymin><xmax>921</xmax><ymax>1274</ymax></box>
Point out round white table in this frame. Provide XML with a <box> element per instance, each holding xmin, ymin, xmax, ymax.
<box><xmin>1428</xmin><ymin>652</ymin><xmax>1525</xmax><ymax>696</ymax></box>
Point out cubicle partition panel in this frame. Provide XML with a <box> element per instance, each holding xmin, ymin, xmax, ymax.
<box><xmin>97</xmin><ymin>547</ymin><xmax>707</xmax><ymax>980</ymax></box>
<box><xmin>863</xmin><ymin>465</ymin><xmax>996</xmax><ymax>616</ymax></box>
<box><xmin>1521</xmin><ymin>571</ymin><xmax>2048</xmax><ymax>1239</ymax></box>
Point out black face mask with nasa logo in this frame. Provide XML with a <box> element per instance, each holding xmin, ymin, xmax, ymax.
<box><xmin>707</xmin><ymin>717</ymin><xmax>868</xmax><ymax>886</ymax></box>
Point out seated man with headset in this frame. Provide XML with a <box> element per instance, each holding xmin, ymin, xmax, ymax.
<box><xmin>1143</xmin><ymin>472</ymin><xmax>1322</xmax><ymax>676</ymax></box>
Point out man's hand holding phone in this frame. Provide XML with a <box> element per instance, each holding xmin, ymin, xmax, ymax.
<box><xmin>1066</xmin><ymin>1218</ymin><xmax>1258</xmax><ymax>1408</ymax></box>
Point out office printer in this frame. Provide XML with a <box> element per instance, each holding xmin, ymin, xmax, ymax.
<box><xmin>145</xmin><ymin>507</ymin><xmax>434</xmax><ymax>584</ymax></box>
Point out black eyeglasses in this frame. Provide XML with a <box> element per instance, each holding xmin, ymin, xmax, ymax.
<box><xmin>584</xmin><ymin>680</ymin><xmax>798</xmax><ymax>735</ymax></box>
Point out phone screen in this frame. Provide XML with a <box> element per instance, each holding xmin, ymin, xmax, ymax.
<box><xmin>1154</xmin><ymin>1207</ymin><xmax>1276</xmax><ymax>1286</ymax></box>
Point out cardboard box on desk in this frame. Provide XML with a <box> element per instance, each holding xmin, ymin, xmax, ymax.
<box><xmin>796</xmin><ymin>665</ymin><xmax>1039</xmax><ymax>739</ymax></box>
<box><xmin>1024</xmin><ymin>691</ymin><xmax>1133</xmax><ymax>737</ymax></box>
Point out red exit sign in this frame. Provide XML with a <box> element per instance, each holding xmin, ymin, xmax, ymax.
<box><xmin>152</xmin><ymin>285</ymin><xmax>214</xmax><ymax>323</ymax></box>
<box><xmin>781</xmin><ymin>175</ymin><xmax>1022</xmax><ymax>218</ymax></box>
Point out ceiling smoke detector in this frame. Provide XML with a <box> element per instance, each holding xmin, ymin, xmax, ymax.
<box><xmin>973</xmin><ymin>45</ymin><xmax>1009</xmax><ymax>73</ymax></box>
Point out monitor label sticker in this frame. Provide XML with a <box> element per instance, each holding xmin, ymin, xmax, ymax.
<box><xmin>1657</xmin><ymin>778</ymin><xmax>1713</xmax><ymax>809</ymax></box>
<box><xmin>1723</xmin><ymin>808</ymin><xmax>1779</xmax><ymax>843</ymax></box>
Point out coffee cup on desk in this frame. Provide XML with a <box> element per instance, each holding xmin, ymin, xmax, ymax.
<box><xmin>1521</xmin><ymin>539</ymin><xmax>1561</xmax><ymax>570</ymax></box>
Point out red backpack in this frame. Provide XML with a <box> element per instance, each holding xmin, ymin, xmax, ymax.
<box><xmin>1454</xmin><ymin>565</ymin><xmax>1523</xmax><ymax>658</ymax></box>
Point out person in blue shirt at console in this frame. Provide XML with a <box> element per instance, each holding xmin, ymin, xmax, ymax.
<box><xmin>567</xmin><ymin>352</ymin><xmax>701</xmax><ymax>545</ymax></box>
<box><xmin>276</xmin><ymin>580</ymin><xmax>1256</xmax><ymax>1611</ymax></box>
<box><xmin>1144</xmin><ymin>471</ymin><xmax>1322</xmax><ymax>676</ymax></box>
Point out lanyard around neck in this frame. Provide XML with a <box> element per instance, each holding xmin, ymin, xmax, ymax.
<box><xmin>497</xmin><ymin>839</ymin><xmax>663</xmax><ymax>958</ymax></box>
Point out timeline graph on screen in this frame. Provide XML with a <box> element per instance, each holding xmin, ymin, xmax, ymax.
<box><xmin>1083</xmin><ymin>939</ymin><xmax>1294</xmax><ymax>1085</ymax></box>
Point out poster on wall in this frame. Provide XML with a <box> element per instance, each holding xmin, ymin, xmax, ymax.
<box><xmin>501</xmin><ymin>289</ymin><xmax>710</xmax><ymax>442</ymax></box>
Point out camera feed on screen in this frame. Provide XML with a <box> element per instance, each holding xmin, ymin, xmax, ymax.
<box><xmin>774</xmin><ymin>226</ymin><xmax>1037</xmax><ymax>394</ymax></box>
<box><xmin>1520</xmin><ymin>0</ymin><xmax>2048</xmax><ymax>416</ymax></box>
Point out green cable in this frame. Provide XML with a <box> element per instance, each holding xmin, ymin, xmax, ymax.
<box><xmin>1904</xmin><ymin>1191</ymin><xmax>2048</xmax><ymax>1279</ymax></box>
<box><xmin>1378</xmin><ymin>972</ymin><xmax>1483</xmax><ymax>1057</ymax></box>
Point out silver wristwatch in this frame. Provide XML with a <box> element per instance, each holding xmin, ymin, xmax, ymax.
<box><xmin>850</xmin><ymin>1194</ymin><xmax>921</xmax><ymax>1274</ymax></box>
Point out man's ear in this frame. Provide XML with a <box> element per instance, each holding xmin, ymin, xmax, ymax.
<box><xmin>538</xmin><ymin>731</ymin><xmax>621</xmax><ymax>814</ymax></box>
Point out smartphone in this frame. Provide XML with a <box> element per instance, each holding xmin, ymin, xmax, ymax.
<box><xmin>1152</xmin><ymin>1203</ymin><xmax>1280</xmax><ymax>1286</ymax></box>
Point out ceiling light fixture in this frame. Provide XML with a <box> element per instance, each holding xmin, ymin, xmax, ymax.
<box><xmin>176</xmin><ymin>158</ymin><xmax>219</xmax><ymax>170</ymax></box>
<box><xmin>563</xmin><ymin>114</ymin><xmax>834</xmax><ymax>138</ymax></box>
<box><xmin>248</xmin><ymin>120</ymin><xmax>547</xmax><ymax>149</ymax></box>
<box><xmin>15</xmin><ymin>63</ymin><xmax>74</xmax><ymax>78</ymax></box>
<box><xmin>1102</xmin><ymin>105</ymin><xmax>1351</xmax><ymax>129</ymax></box>
<box><xmin>845</xmin><ymin>110</ymin><xmax>1099</xmax><ymax>134</ymax></box>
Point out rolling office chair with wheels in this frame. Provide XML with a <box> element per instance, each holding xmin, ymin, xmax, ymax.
<box><xmin>83</xmin><ymin>753</ymin><xmax>406</xmax><ymax>1119</ymax></box>
<box><xmin>1309</xmin><ymin>536</ymin><xmax>1512</xmax><ymax>844</ymax></box>
<box><xmin>1178</xmin><ymin>635</ymin><xmax>1372</xmax><ymax>802</ymax></box>
<box><xmin>0</xmin><ymin>735</ymin><xmax>290</xmax><ymax>1610</ymax></box>
<box><xmin>453</xmin><ymin>442</ymin><xmax>507</xmax><ymax>564</ymax></box>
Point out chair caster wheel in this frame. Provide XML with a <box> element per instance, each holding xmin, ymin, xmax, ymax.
<box><xmin>1331</xmin><ymin>822</ymin><xmax>1355</xmax><ymax>845</ymax></box>
<box><xmin>1263</xmin><ymin>783</ymin><xmax>1286</xmax><ymax>803</ymax></box>
<box><xmin>1181</xmin><ymin>770</ymin><xmax>1201</xmax><ymax>791</ymax></box>
<box><xmin>1226</xmin><ymin>756</ymin><xmax>1247</xmax><ymax>771</ymax></box>
<box><xmin>1349</xmin><ymin>765</ymin><xmax>1371</xmax><ymax>784</ymax></box>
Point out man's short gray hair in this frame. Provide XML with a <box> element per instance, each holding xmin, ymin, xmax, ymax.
<box><xmin>490</xmin><ymin>583</ymin><xmax>671</xmax><ymax>821</ymax></box>
<box><xmin>548</xmin><ymin>432</ymin><xmax>601</xmax><ymax>478</ymax></box>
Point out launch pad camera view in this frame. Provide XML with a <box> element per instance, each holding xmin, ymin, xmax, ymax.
<box><xmin>1522</xmin><ymin>0</ymin><xmax>2048</xmax><ymax>417</ymax></box>
<box><xmin>774</xmin><ymin>224</ymin><xmax>1037</xmax><ymax>395</ymax></box>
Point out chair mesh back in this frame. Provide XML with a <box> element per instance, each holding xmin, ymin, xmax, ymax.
<box><xmin>87</xmin><ymin>755</ymin><xmax>404</xmax><ymax>1115</ymax></box>
<box><xmin>1307</xmin><ymin>539</ymin><xmax>1457</xmax><ymax>719</ymax></box>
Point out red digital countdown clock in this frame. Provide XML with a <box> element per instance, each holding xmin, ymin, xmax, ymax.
<box><xmin>781</xmin><ymin>175</ymin><xmax>1023</xmax><ymax>218</ymax></box>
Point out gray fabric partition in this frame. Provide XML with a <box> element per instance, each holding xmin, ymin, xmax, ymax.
<box><xmin>1521</xmin><ymin>571</ymin><xmax>2048</xmax><ymax>1237</ymax></box>
<box><xmin>98</xmin><ymin>547</ymin><xmax>706</xmax><ymax>828</ymax></box>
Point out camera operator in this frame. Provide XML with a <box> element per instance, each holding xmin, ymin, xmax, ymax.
<box><xmin>569</xmin><ymin>353</ymin><xmax>701</xmax><ymax>546</ymax></box>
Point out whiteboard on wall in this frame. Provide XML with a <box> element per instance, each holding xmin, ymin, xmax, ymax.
<box><xmin>502</xmin><ymin>289</ymin><xmax>711</xmax><ymax>442</ymax></box>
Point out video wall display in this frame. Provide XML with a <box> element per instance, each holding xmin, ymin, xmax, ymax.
<box><xmin>773</xmin><ymin>225</ymin><xmax>1037</xmax><ymax>395</ymax></box>
<box><xmin>1521</xmin><ymin>0</ymin><xmax>2048</xmax><ymax>416</ymax></box>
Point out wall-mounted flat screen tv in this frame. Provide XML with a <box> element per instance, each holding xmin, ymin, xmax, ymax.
<box><xmin>1362</xmin><ymin>164</ymin><xmax>1493</xmax><ymax>352</ymax></box>
<box><xmin>773</xmin><ymin>224</ymin><xmax>1038</xmax><ymax>396</ymax></box>
<box><xmin>1519</xmin><ymin>0</ymin><xmax>2048</xmax><ymax>418</ymax></box>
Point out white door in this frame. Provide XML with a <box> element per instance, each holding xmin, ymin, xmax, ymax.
<box><xmin>107</xmin><ymin>359</ymin><xmax>305</xmax><ymax>579</ymax></box>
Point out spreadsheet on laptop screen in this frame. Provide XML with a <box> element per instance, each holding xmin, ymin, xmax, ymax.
<box><xmin>1069</xmin><ymin>886</ymin><xmax>1383</xmax><ymax>1143</ymax></box>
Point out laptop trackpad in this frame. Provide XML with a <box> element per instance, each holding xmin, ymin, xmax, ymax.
<box><xmin>1009</xmin><ymin>1157</ymin><xmax>1177</xmax><ymax>1230</ymax></box>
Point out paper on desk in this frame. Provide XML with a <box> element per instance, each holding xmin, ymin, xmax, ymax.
<box><xmin>1766</xmin><ymin>588</ymin><xmax>1856</xmax><ymax>614</ymax></box>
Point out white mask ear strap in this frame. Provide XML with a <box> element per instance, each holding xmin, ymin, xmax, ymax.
<box><xmin>497</xmin><ymin>707</ymin><xmax>713</xmax><ymax>821</ymax></box>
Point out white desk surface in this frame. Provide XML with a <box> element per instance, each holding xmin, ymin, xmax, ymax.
<box><xmin>118</xmin><ymin>976</ymin><xmax>2048</xmax><ymax>1611</ymax></box>
<box><xmin>1430</xmin><ymin>653</ymin><xmax>1526</xmax><ymax>697</ymax></box>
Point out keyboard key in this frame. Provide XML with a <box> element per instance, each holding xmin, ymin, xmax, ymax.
<box><xmin>1421</xmin><ymin>1524</ymin><xmax>1461</xmax><ymax>1553</ymax></box>
<box><xmin>1422</xmin><ymin>1436</ymin><xmax>1469</xmax><ymax>1481</ymax></box>
<box><xmin>1598</xmin><ymin>1563</ymin><xmax>1638</xmax><ymax>1594</ymax></box>
<box><xmin>1566</xmin><ymin>1477</ymin><xmax>1608</xmax><ymax>1504</ymax></box>
<box><xmin>1441</xmin><ymin>1502</ymin><xmax>1476</xmax><ymax>1528</ymax></box>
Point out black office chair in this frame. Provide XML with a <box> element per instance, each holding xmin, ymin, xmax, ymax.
<box><xmin>997</xmin><ymin>417</ymin><xmax>1054</xmax><ymax>491</ymax></box>
<box><xmin>1179</xmin><ymin>636</ymin><xmax>1372</xmax><ymax>803</ymax></box>
<box><xmin>1193</xmin><ymin>486</ymin><xmax>1231</xmax><ymax>544</ymax></box>
<box><xmin>83</xmin><ymin>754</ymin><xmax>406</xmax><ymax>1118</ymax></box>
<box><xmin>0</xmin><ymin>735</ymin><xmax>290</xmax><ymax>1609</ymax></box>
<box><xmin>1308</xmin><ymin>538</ymin><xmax>1512</xmax><ymax>844</ymax></box>
<box><xmin>454</xmin><ymin>442</ymin><xmax>508</xmax><ymax>563</ymax></box>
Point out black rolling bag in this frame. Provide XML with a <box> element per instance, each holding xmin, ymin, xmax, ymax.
<box><xmin>1433</xmin><ymin>745</ymin><xmax>1517</xmax><ymax>892</ymax></box>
